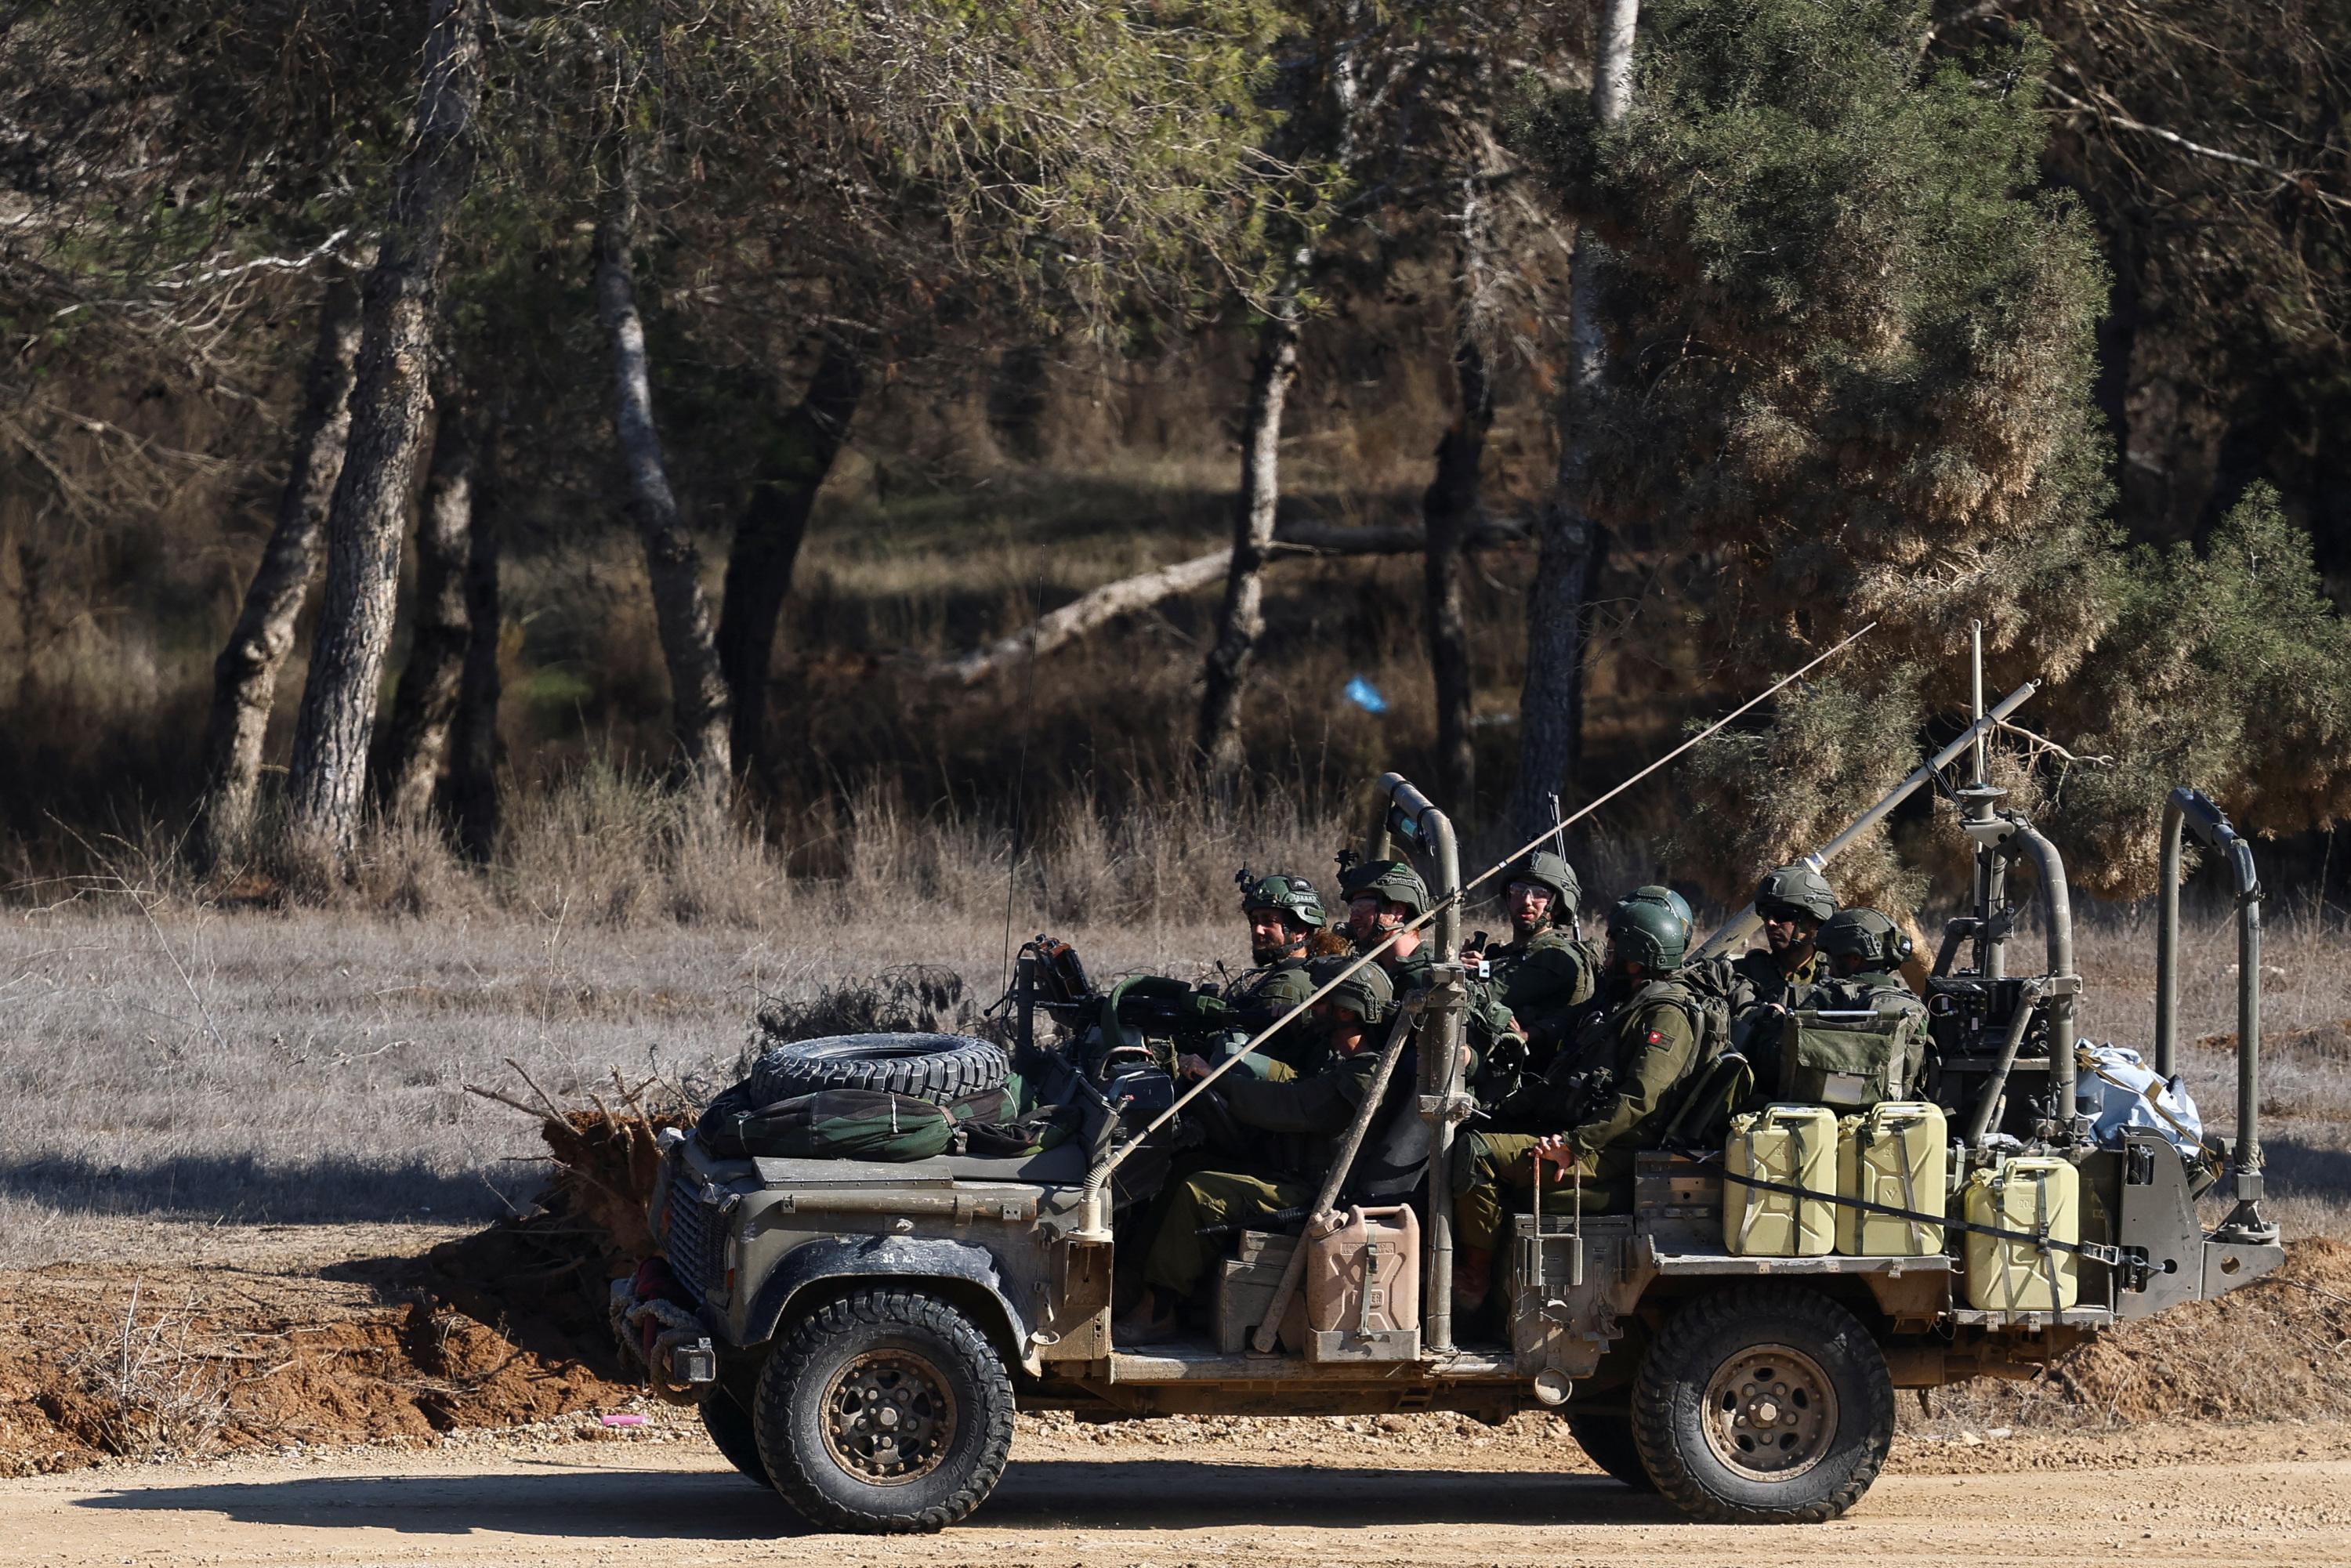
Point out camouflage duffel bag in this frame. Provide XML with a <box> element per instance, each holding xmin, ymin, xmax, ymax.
<box><xmin>701</xmin><ymin>1088</ymin><xmax>957</xmax><ymax>1162</ymax></box>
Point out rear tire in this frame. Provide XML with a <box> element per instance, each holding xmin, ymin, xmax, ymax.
<box><xmin>754</xmin><ymin>1287</ymin><xmax>1014</xmax><ymax>1534</ymax></box>
<box><xmin>1566</xmin><ymin>1408</ymin><xmax>1655</xmax><ymax>1491</ymax></box>
<box><xmin>699</xmin><ymin>1390</ymin><xmax>770</xmax><ymax>1487</ymax></box>
<box><xmin>749</xmin><ymin>1033</ymin><xmax>1007</xmax><ymax>1106</ymax></box>
<box><xmin>1631</xmin><ymin>1284</ymin><xmax>1893</xmax><ymax>1523</ymax></box>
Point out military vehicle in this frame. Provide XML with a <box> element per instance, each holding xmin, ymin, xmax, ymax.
<box><xmin>614</xmin><ymin>666</ymin><xmax>2282</xmax><ymax>1534</ymax></box>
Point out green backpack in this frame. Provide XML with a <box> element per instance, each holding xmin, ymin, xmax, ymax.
<box><xmin>1777</xmin><ymin>980</ymin><xmax>1928</xmax><ymax>1110</ymax></box>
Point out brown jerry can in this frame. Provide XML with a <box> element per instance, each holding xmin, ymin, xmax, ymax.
<box><xmin>1298</xmin><ymin>1204</ymin><xmax>1421</xmax><ymax>1361</ymax></box>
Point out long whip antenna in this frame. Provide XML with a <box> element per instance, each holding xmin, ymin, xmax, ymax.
<box><xmin>1076</xmin><ymin>621</ymin><xmax>1878</xmax><ymax>1215</ymax></box>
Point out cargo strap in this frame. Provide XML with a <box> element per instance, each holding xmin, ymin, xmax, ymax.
<box><xmin>1716</xmin><ymin>1167</ymin><xmax>2123</xmax><ymax>1265</ymax></box>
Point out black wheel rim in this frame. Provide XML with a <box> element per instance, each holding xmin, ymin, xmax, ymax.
<box><xmin>820</xmin><ymin>1349</ymin><xmax>959</xmax><ymax>1486</ymax></box>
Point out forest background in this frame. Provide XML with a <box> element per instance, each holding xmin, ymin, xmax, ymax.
<box><xmin>4</xmin><ymin>0</ymin><xmax>2350</xmax><ymax>928</ymax></box>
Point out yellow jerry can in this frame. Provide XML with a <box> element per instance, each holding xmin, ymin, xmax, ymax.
<box><xmin>1962</xmin><ymin>1157</ymin><xmax>2080</xmax><ymax>1312</ymax></box>
<box><xmin>1724</xmin><ymin>1104</ymin><xmax>1837</xmax><ymax>1257</ymax></box>
<box><xmin>1835</xmin><ymin>1102</ymin><xmax>1947</xmax><ymax>1256</ymax></box>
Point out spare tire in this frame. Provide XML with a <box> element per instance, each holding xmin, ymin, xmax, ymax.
<box><xmin>750</xmin><ymin>1032</ymin><xmax>1008</xmax><ymax>1107</ymax></box>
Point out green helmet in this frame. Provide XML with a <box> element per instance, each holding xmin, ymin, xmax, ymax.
<box><xmin>1506</xmin><ymin>851</ymin><xmax>1581</xmax><ymax>916</ymax></box>
<box><xmin>1607</xmin><ymin>894</ymin><xmax>1689</xmax><ymax>973</ymax></box>
<box><xmin>1625</xmin><ymin>884</ymin><xmax>1694</xmax><ymax>943</ymax></box>
<box><xmin>1237</xmin><ymin>869</ymin><xmax>1326</xmax><ymax>929</ymax></box>
<box><xmin>1310</xmin><ymin>958</ymin><xmax>1395</xmax><ymax>1025</ymax></box>
<box><xmin>1755</xmin><ymin>863</ymin><xmax>1838</xmax><ymax>924</ymax></box>
<box><xmin>1340</xmin><ymin>860</ymin><xmax>1430</xmax><ymax>918</ymax></box>
<box><xmin>1817</xmin><ymin>908</ymin><xmax>1913</xmax><ymax>970</ymax></box>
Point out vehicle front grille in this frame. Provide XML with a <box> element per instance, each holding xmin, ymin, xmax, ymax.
<box><xmin>662</xmin><ymin>1184</ymin><xmax>722</xmax><ymax>1304</ymax></box>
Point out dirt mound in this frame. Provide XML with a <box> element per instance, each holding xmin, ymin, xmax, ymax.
<box><xmin>0</xmin><ymin>1109</ymin><xmax>679</xmax><ymax>1479</ymax></box>
<box><xmin>1933</xmin><ymin>1238</ymin><xmax>2351</xmax><ymax>1429</ymax></box>
<box><xmin>0</xmin><ymin>1268</ymin><xmax>630</xmax><ymax>1478</ymax></box>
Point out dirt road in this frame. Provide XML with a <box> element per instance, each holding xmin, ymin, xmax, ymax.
<box><xmin>9</xmin><ymin>1421</ymin><xmax>2350</xmax><ymax>1568</ymax></box>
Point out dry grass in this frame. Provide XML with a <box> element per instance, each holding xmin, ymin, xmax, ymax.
<box><xmin>6</xmin><ymin>786</ymin><xmax>2351</xmax><ymax>1270</ymax></box>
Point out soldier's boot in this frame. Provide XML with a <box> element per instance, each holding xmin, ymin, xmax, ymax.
<box><xmin>1452</xmin><ymin>1247</ymin><xmax>1494</xmax><ymax>1315</ymax></box>
<box><xmin>1113</xmin><ymin>1286</ymin><xmax>1184</xmax><ymax>1347</ymax></box>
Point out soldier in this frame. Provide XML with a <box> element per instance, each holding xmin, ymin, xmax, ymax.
<box><xmin>1813</xmin><ymin>908</ymin><xmax>1919</xmax><ymax>1001</ymax></box>
<box><xmin>1734</xmin><ymin>864</ymin><xmax>1838</xmax><ymax>1011</ymax></box>
<box><xmin>1212</xmin><ymin>871</ymin><xmax>1331</xmax><ymax>1077</ymax></box>
<box><xmin>1344</xmin><ymin>856</ymin><xmax>1521</xmax><ymax>1073</ymax></box>
<box><xmin>1114</xmin><ymin>962</ymin><xmax>1398</xmax><ymax>1345</ymax></box>
<box><xmin>1463</xmin><ymin>851</ymin><xmax>1595</xmax><ymax>1063</ymax></box>
<box><xmin>1449</xmin><ymin>894</ymin><xmax>1708</xmax><ymax>1313</ymax></box>
<box><xmin>1339</xmin><ymin>859</ymin><xmax>1434</xmax><ymax>980</ymax></box>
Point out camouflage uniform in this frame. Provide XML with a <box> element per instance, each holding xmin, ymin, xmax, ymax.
<box><xmin>1139</xmin><ymin>966</ymin><xmax>1394</xmax><ymax>1298</ymax></box>
<box><xmin>1218</xmin><ymin>871</ymin><xmax>1332</xmax><ymax>1079</ymax></box>
<box><xmin>1483</xmin><ymin>851</ymin><xmax>1596</xmax><ymax>1058</ymax></box>
<box><xmin>1454</xmin><ymin>900</ymin><xmax>1704</xmax><ymax>1244</ymax></box>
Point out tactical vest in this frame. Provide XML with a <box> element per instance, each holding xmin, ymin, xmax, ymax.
<box><xmin>1778</xmin><ymin>972</ymin><xmax>1928</xmax><ymax>1110</ymax></box>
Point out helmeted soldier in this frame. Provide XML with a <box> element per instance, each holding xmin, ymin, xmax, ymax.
<box><xmin>1813</xmin><ymin>908</ymin><xmax>1918</xmax><ymax>1003</ymax></box>
<box><xmin>1212</xmin><ymin>870</ymin><xmax>1330</xmax><ymax>1076</ymax></box>
<box><xmin>1734</xmin><ymin>863</ymin><xmax>1838</xmax><ymax>1011</ymax></box>
<box><xmin>1118</xmin><ymin>961</ymin><xmax>1399</xmax><ymax>1345</ymax></box>
<box><xmin>1449</xmin><ymin>894</ymin><xmax>1710</xmax><ymax>1312</ymax></box>
<box><xmin>1466</xmin><ymin>850</ymin><xmax>1596</xmax><ymax>1063</ymax></box>
<box><xmin>1343</xmin><ymin>856</ymin><xmax>1521</xmax><ymax>1072</ymax></box>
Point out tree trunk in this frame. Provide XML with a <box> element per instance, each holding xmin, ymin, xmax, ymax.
<box><xmin>447</xmin><ymin>415</ymin><xmax>502</xmax><ymax>861</ymax></box>
<box><xmin>1509</xmin><ymin>0</ymin><xmax>1639</xmax><ymax>842</ymax></box>
<box><xmin>375</xmin><ymin>386</ymin><xmax>474</xmax><ymax>822</ymax></box>
<box><xmin>1197</xmin><ymin>287</ymin><xmax>1303</xmax><ymax>781</ymax></box>
<box><xmin>192</xmin><ymin>277</ymin><xmax>361</xmax><ymax>870</ymax></box>
<box><xmin>1423</xmin><ymin>328</ymin><xmax>1492</xmax><ymax>813</ymax></box>
<box><xmin>283</xmin><ymin>0</ymin><xmax>483</xmax><ymax>867</ymax></box>
<box><xmin>596</xmin><ymin>191</ymin><xmax>733</xmax><ymax>814</ymax></box>
<box><xmin>717</xmin><ymin>338</ymin><xmax>864</xmax><ymax>780</ymax></box>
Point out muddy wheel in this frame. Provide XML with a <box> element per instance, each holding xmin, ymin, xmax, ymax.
<box><xmin>1631</xmin><ymin>1284</ymin><xmax>1893</xmax><ymax>1523</ymax></box>
<box><xmin>754</xmin><ymin>1287</ymin><xmax>1014</xmax><ymax>1534</ymax></box>
<box><xmin>1565</xmin><ymin>1408</ymin><xmax>1655</xmax><ymax>1491</ymax></box>
<box><xmin>698</xmin><ymin>1390</ymin><xmax>770</xmax><ymax>1487</ymax></box>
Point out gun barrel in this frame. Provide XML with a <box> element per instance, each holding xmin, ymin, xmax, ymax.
<box><xmin>1692</xmin><ymin>678</ymin><xmax>2041</xmax><ymax>961</ymax></box>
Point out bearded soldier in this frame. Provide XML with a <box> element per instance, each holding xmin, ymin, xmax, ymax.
<box><xmin>1734</xmin><ymin>864</ymin><xmax>1838</xmax><ymax>1011</ymax></box>
<box><xmin>1463</xmin><ymin>850</ymin><xmax>1595</xmax><ymax>1066</ymax></box>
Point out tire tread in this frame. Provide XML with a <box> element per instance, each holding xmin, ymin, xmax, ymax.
<box><xmin>1630</xmin><ymin>1284</ymin><xmax>1893</xmax><ymax>1525</ymax></box>
<box><xmin>754</xmin><ymin>1287</ymin><xmax>1014</xmax><ymax>1534</ymax></box>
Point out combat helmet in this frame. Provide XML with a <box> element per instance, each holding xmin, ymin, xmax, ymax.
<box><xmin>1817</xmin><ymin>908</ymin><xmax>1913</xmax><ymax>971</ymax></box>
<box><xmin>1607</xmin><ymin>894</ymin><xmax>1689</xmax><ymax>973</ymax></box>
<box><xmin>1755</xmin><ymin>862</ymin><xmax>1838</xmax><ymax>925</ymax></box>
<box><xmin>1340</xmin><ymin>859</ymin><xmax>1431</xmax><ymax>918</ymax></box>
<box><xmin>1625</xmin><ymin>883</ymin><xmax>1694</xmax><ymax>943</ymax></box>
<box><xmin>1506</xmin><ymin>851</ymin><xmax>1581</xmax><ymax>918</ymax></box>
<box><xmin>1236</xmin><ymin>868</ymin><xmax>1327</xmax><ymax>929</ymax></box>
<box><xmin>1310</xmin><ymin>957</ymin><xmax>1395</xmax><ymax>1024</ymax></box>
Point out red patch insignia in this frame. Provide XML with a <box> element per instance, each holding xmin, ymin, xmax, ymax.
<box><xmin>1646</xmin><ymin>1029</ymin><xmax>1665</xmax><ymax>1045</ymax></box>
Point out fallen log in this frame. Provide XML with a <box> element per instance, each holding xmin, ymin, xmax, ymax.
<box><xmin>933</xmin><ymin>516</ymin><xmax>1528</xmax><ymax>686</ymax></box>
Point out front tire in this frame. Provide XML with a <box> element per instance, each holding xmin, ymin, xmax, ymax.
<box><xmin>1631</xmin><ymin>1284</ymin><xmax>1893</xmax><ymax>1523</ymax></box>
<box><xmin>754</xmin><ymin>1288</ymin><xmax>1014</xmax><ymax>1534</ymax></box>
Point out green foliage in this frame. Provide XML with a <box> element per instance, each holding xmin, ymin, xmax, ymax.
<box><xmin>1671</xmin><ymin>676</ymin><xmax>1929</xmax><ymax>914</ymax></box>
<box><xmin>1534</xmin><ymin>0</ymin><xmax>2114</xmax><ymax>682</ymax></box>
<box><xmin>2057</xmin><ymin>484</ymin><xmax>2351</xmax><ymax>894</ymax></box>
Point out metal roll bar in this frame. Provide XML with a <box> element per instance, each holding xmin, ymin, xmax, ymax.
<box><xmin>1372</xmin><ymin>772</ymin><xmax>1466</xmax><ymax>1354</ymax></box>
<box><xmin>2157</xmin><ymin>788</ymin><xmax>2270</xmax><ymax>1241</ymax></box>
